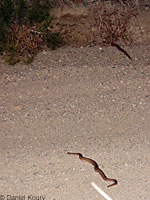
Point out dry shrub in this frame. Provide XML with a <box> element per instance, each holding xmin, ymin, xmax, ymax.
<box><xmin>93</xmin><ymin>1</ymin><xmax>138</xmax><ymax>59</ymax></box>
<box><xmin>94</xmin><ymin>2</ymin><xmax>137</xmax><ymax>45</ymax></box>
<box><xmin>6</xmin><ymin>22</ymin><xmax>44</xmax><ymax>64</ymax></box>
<box><xmin>10</xmin><ymin>22</ymin><xmax>43</xmax><ymax>55</ymax></box>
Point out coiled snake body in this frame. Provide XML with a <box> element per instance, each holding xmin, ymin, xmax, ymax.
<box><xmin>67</xmin><ymin>152</ymin><xmax>117</xmax><ymax>187</ymax></box>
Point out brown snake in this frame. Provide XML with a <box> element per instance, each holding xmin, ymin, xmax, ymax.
<box><xmin>67</xmin><ymin>152</ymin><xmax>117</xmax><ymax>187</ymax></box>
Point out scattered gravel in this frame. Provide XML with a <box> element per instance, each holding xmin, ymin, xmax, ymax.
<box><xmin>0</xmin><ymin>45</ymin><xmax>150</xmax><ymax>200</ymax></box>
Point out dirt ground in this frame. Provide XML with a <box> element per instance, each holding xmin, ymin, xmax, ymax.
<box><xmin>0</xmin><ymin>3</ymin><xmax>150</xmax><ymax>200</ymax></box>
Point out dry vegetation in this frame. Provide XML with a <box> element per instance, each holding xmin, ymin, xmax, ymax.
<box><xmin>7</xmin><ymin>22</ymin><xmax>44</xmax><ymax>64</ymax></box>
<box><xmin>93</xmin><ymin>1</ymin><xmax>138</xmax><ymax>59</ymax></box>
<box><xmin>1</xmin><ymin>0</ymin><xmax>150</xmax><ymax>64</ymax></box>
<box><xmin>50</xmin><ymin>0</ymin><xmax>150</xmax><ymax>57</ymax></box>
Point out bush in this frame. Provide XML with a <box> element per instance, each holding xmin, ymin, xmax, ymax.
<box><xmin>15</xmin><ymin>0</ymin><xmax>28</xmax><ymax>25</ymax></box>
<box><xmin>5</xmin><ymin>22</ymin><xmax>44</xmax><ymax>64</ymax></box>
<box><xmin>28</xmin><ymin>0</ymin><xmax>52</xmax><ymax>24</ymax></box>
<box><xmin>0</xmin><ymin>0</ymin><xmax>14</xmax><ymax>26</ymax></box>
<box><xmin>44</xmin><ymin>32</ymin><xmax>63</xmax><ymax>50</ymax></box>
<box><xmin>0</xmin><ymin>0</ymin><xmax>64</xmax><ymax>64</ymax></box>
<box><xmin>93</xmin><ymin>1</ymin><xmax>137</xmax><ymax>59</ymax></box>
<box><xmin>0</xmin><ymin>0</ymin><xmax>14</xmax><ymax>51</ymax></box>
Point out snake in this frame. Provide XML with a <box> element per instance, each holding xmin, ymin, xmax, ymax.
<box><xmin>67</xmin><ymin>152</ymin><xmax>117</xmax><ymax>187</ymax></box>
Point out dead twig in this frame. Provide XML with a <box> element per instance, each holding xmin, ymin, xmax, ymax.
<box><xmin>111</xmin><ymin>42</ymin><xmax>132</xmax><ymax>60</ymax></box>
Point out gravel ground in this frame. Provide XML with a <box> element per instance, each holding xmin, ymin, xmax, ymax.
<box><xmin>0</xmin><ymin>45</ymin><xmax>150</xmax><ymax>200</ymax></box>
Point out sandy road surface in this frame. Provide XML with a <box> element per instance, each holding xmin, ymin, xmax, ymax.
<box><xmin>0</xmin><ymin>45</ymin><xmax>150</xmax><ymax>200</ymax></box>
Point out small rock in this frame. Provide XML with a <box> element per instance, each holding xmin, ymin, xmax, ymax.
<box><xmin>14</xmin><ymin>104</ymin><xmax>24</xmax><ymax>110</ymax></box>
